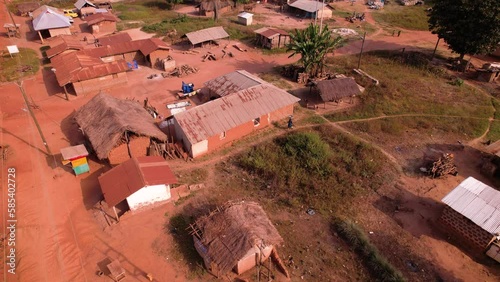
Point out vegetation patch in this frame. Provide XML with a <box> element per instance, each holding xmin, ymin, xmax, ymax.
<box><xmin>372</xmin><ymin>2</ymin><xmax>432</xmax><ymax>31</ymax></box>
<box><xmin>487</xmin><ymin>121</ymin><xmax>500</xmax><ymax>142</ymax></box>
<box><xmin>259</xmin><ymin>72</ymin><xmax>294</xmax><ymax>90</ymax></box>
<box><xmin>324</xmin><ymin>52</ymin><xmax>494</xmax><ymax>122</ymax></box>
<box><xmin>238</xmin><ymin>126</ymin><xmax>397</xmax><ymax>214</ymax></box>
<box><xmin>334</xmin><ymin>218</ymin><xmax>406</xmax><ymax>282</ymax></box>
<box><xmin>0</xmin><ymin>48</ymin><xmax>39</xmax><ymax>82</ymax></box>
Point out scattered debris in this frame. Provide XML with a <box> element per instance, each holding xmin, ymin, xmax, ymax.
<box><xmin>0</xmin><ymin>144</ymin><xmax>11</xmax><ymax>161</ymax></box>
<box><xmin>143</xmin><ymin>98</ymin><xmax>159</xmax><ymax>118</ymax></box>
<box><xmin>202</xmin><ymin>52</ymin><xmax>216</xmax><ymax>62</ymax></box>
<box><xmin>353</xmin><ymin>69</ymin><xmax>380</xmax><ymax>85</ymax></box>
<box><xmin>306</xmin><ymin>208</ymin><xmax>315</xmax><ymax>215</ymax></box>
<box><xmin>233</xmin><ymin>44</ymin><xmax>247</xmax><ymax>52</ymax></box>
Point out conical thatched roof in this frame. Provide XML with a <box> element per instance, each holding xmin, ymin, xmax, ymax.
<box><xmin>74</xmin><ymin>93</ymin><xmax>167</xmax><ymax>160</ymax></box>
<box><xmin>194</xmin><ymin>201</ymin><xmax>283</xmax><ymax>275</ymax></box>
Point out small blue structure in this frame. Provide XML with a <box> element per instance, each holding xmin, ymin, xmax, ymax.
<box><xmin>182</xmin><ymin>81</ymin><xmax>194</xmax><ymax>93</ymax></box>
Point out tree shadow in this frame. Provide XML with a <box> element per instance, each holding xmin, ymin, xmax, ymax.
<box><xmin>41</xmin><ymin>67</ymin><xmax>67</xmax><ymax>98</ymax></box>
<box><xmin>143</xmin><ymin>0</ymin><xmax>172</xmax><ymax>10</ymax></box>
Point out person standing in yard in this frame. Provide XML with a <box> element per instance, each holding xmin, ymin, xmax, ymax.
<box><xmin>398</xmin><ymin>30</ymin><xmax>401</xmax><ymax>37</ymax></box>
<box><xmin>288</xmin><ymin>116</ymin><xmax>294</xmax><ymax>129</ymax></box>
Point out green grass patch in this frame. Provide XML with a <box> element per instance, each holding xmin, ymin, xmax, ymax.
<box><xmin>176</xmin><ymin>167</ymin><xmax>208</xmax><ymax>184</ymax></box>
<box><xmin>237</xmin><ymin>126</ymin><xmax>397</xmax><ymax>214</ymax></box>
<box><xmin>372</xmin><ymin>2</ymin><xmax>432</xmax><ymax>31</ymax></box>
<box><xmin>345</xmin><ymin>116</ymin><xmax>489</xmax><ymax>140</ymax></box>
<box><xmin>114</xmin><ymin>0</ymin><xmax>175</xmax><ymax>24</ymax></box>
<box><xmin>334</xmin><ymin>218</ymin><xmax>406</xmax><ymax>282</ymax></box>
<box><xmin>324</xmin><ymin>51</ymin><xmax>494</xmax><ymax>122</ymax></box>
<box><xmin>487</xmin><ymin>121</ymin><xmax>500</xmax><ymax>142</ymax></box>
<box><xmin>0</xmin><ymin>48</ymin><xmax>39</xmax><ymax>82</ymax></box>
<box><xmin>258</xmin><ymin>72</ymin><xmax>294</xmax><ymax>90</ymax></box>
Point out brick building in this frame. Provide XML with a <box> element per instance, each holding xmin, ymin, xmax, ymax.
<box><xmin>173</xmin><ymin>70</ymin><xmax>300</xmax><ymax>158</ymax></box>
<box><xmin>74</xmin><ymin>93</ymin><xmax>167</xmax><ymax>165</ymax></box>
<box><xmin>440</xmin><ymin>177</ymin><xmax>500</xmax><ymax>250</ymax></box>
<box><xmin>84</xmin><ymin>12</ymin><xmax>118</xmax><ymax>34</ymax></box>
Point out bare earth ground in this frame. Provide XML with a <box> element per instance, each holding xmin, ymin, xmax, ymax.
<box><xmin>0</xmin><ymin>1</ymin><xmax>500</xmax><ymax>282</ymax></box>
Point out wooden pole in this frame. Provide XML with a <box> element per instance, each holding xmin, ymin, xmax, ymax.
<box><xmin>357</xmin><ymin>32</ymin><xmax>366</xmax><ymax>69</ymax></box>
<box><xmin>112</xmin><ymin>206</ymin><xmax>119</xmax><ymax>222</ymax></box>
<box><xmin>431</xmin><ymin>37</ymin><xmax>441</xmax><ymax>60</ymax></box>
<box><xmin>63</xmin><ymin>85</ymin><xmax>69</xmax><ymax>101</ymax></box>
<box><xmin>38</xmin><ymin>31</ymin><xmax>44</xmax><ymax>44</ymax></box>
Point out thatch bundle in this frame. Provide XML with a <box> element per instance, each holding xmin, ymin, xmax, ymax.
<box><xmin>74</xmin><ymin>93</ymin><xmax>167</xmax><ymax>160</ymax></box>
<box><xmin>194</xmin><ymin>201</ymin><xmax>283</xmax><ymax>275</ymax></box>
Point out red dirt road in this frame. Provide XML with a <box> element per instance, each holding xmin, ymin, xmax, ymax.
<box><xmin>0</xmin><ymin>2</ymin><xmax>498</xmax><ymax>282</ymax></box>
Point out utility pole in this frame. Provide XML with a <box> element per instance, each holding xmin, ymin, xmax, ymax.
<box><xmin>319</xmin><ymin>0</ymin><xmax>325</xmax><ymax>32</ymax></box>
<box><xmin>357</xmin><ymin>32</ymin><xmax>366</xmax><ymax>69</ymax></box>
<box><xmin>431</xmin><ymin>37</ymin><xmax>441</xmax><ymax>60</ymax></box>
<box><xmin>3</xmin><ymin>0</ymin><xmax>20</xmax><ymax>37</ymax></box>
<box><xmin>16</xmin><ymin>81</ymin><xmax>52</xmax><ymax>156</ymax></box>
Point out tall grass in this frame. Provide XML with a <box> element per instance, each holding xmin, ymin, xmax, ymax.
<box><xmin>324</xmin><ymin>51</ymin><xmax>494</xmax><ymax>122</ymax></box>
<box><xmin>372</xmin><ymin>2</ymin><xmax>432</xmax><ymax>31</ymax></box>
<box><xmin>238</xmin><ymin>127</ymin><xmax>397</xmax><ymax>213</ymax></box>
<box><xmin>0</xmin><ymin>48</ymin><xmax>39</xmax><ymax>82</ymax></box>
<box><xmin>334</xmin><ymin>218</ymin><xmax>406</xmax><ymax>282</ymax></box>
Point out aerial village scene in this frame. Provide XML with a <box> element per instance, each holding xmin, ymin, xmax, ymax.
<box><xmin>0</xmin><ymin>0</ymin><xmax>500</xmax><ymax>281</ymax></box>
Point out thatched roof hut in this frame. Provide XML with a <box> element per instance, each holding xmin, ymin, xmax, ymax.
<box><xmin>74</xmin><ymin>93</ymin><xmax>167</xmax><ymax>161</ymax></box>
<box><xmin>314</xmin><ymin>77</ymin><xmax>362</xmax><ymax>102</ymax></box>
<box><xmin>192</xmin><ymin>201</ymin><xmax>284</xmax><ymax>277</ymax></box>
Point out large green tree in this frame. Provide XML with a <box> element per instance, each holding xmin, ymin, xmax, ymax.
<box><xmin>287</xmin><ymin>24</ymin><xmax>343</xmax><ymax>77</ymax></box>
<box><xmin>428</xmin><ymin>0</ymin><xmax>500</xmax><ymax>60</ymax></box>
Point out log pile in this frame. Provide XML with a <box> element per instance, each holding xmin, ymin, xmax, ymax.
<box><xmin>150</xmin><ymin>140</ymin><xmax>189</xmax><ymax>161</ymax></box>
<box><xmin>427</xmin><ymin>153</ymin><xmax>458</xmax><ymax>178</ymax></box>
<box><xmin>202</xmin><ymin>52</ymin><xmax>217</xmax><ymax>62</ymax></box>
<box><xmin>163</xmin><ymin>64</ymin><xmax>199</xmax><ymax>78</ymax></box>
<box><xmin>221</xmin><ymin>49</ymin><xmax>234</xmax><ymax>59</ymax></box>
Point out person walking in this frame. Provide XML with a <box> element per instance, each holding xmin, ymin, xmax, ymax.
<box><xmin>397</xmin><ymin>30</ymin><xmax>401</xmax><ymax>37</ymax></box>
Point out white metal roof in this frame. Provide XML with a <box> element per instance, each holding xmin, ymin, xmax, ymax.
<box><xmin>184</xmin><ymin>26</ymin><xmax>229</xmax><ymax>45</ymax></box>
<box><xmin>442</xmin><ymin>177</ymin><xmax>500</xmax><ymax>235</ymax></box>
<box><xmin>74</xmin><ymin>0</ymin><xmax>96</xmax><ymax>10</ymax></box>
<box><xmin>288</xmin><ymin>0</ymin><xmax>327</xmax><ymax>13</ymax></box>
<box><xmin>32</xmin><ymin>6</ymin><xmax>71</xmax><ymax>31</ymax></box>
<box><xmin>238</xmin><ymin>12</ymin><xmax>253</xmax><ymax>19</ymax></box>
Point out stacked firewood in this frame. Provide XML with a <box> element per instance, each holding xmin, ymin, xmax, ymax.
<box><xmin>202</xmin><ymin>52</ymin><xmax>217</xmax><ymax>61</ymax></box>
<box><xmin>428</xmin><ymin>153</ymin><xmax>458</xmax><ymax>178</ymax></box>
<box><xmin>297</xmin><ymin>72</ymin><xmax>309</xmax><ymax>84</ymax></box>
<box><xmin>163</xmin><ymin>65</ymin><xmax>199</xmax><ymax>78</ymax></box>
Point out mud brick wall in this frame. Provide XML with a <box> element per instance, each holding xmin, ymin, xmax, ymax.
<box><xmin>73</xmin><ymin>72</ymin><xmax>128</xmax><ymax>96</ymax></box>
<box><xmin>439</xmin><ymin>206</ymin><xmax>493</xmax><ymax>250</ymax></box>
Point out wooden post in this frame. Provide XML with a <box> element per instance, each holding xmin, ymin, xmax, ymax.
<box><xmin>357</xmin><ymin>32</ymin><xmax>366</xmax><ymax>69</ymax></box>
<box><xmin>112</xmin><ymin>206</ymin><xmax>119</xmax><ymax>222</ymax></box>
<box><xmin>63</xmin><ymin>85</ymin><xmax>69</xmax><ymax>101</ymax></box>
<box><xmin>431</xmin><ymin>37</ymin><xmax>441</xmax><ymax>60</ymax></box>
<box><xmin>38</xmin><ymin>31</ymin><xmax>44</xmax><ymax>44</ymax></box>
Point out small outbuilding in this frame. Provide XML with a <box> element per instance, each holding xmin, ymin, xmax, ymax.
<box><xmin>254</xmin><ymin>27</ymin><xmax>290</xmax><ymax>49</ymax></box>
<box><xmin>98</xmin><ymin>156</ymin><xmax>177</xmax><ymax>217</ymax></box>
<box><xmin>32</xmin><ymin>5</ymin><xmax>72</xmax><ymax>43</ymax></box>
<box><xmin>74</xmin><ymin>93</ymin><xmax>168</xmax><ymax>165</ymax></box>
<box><xmin>16</xmin><ymin>2</ymin><xmax>40</xmax><ymax>16</ymax></box>
<box><xmin>182</xmin><ymin>26</ymin><xmax>229</xmax><ymax>48</ymax></box>
<box><xmin>237</xmin><ymin>12</ymin><xmax>253</xmax><ymax>26</ymax></box>
<box><xmin>313</xmin><ymin>77</ymin><xmax>363</xmax><ymax>104</ymax></box>
<box><xmin>287</xmin><ymin>0</ymin><xmax>332</xmax><ymax>19</ymax></box>
<box><xmin>74</xmin><ymin>0</ymin><xmax>97</xmax><ymax>16</ymax></box>
<box><xmin>190</xmin><ymin>201</ymin><xmax>288</xmax><ymax>277</ymax></box>
<box><xmin>440</xmin><ymin>177</ymin><xmax>500</xmax><ymax>251</ymax></box>
<box><xmin>197</xmin><ymin>0</ymin><xmax>232</xmax><ymax>17</ymax></box>
<box><xmin>84</xmin><ymin>12</ymin><xmax>118</xmax><ymax>34</ymax></box>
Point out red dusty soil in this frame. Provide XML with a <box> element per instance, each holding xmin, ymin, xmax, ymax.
<box><xmin>0</xmin><ymin>2</ymin><xmax>499</xmax><ymax>282</ymax></box>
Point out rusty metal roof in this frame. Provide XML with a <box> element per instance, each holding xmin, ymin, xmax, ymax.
<box><xmin>85</xmin><ymin>12</ymin><xmax>118</xmax><ymax>25</ymax></box>
<box><xmin>51</xmin><ymin>52</ymin><xmax>129</xmax><ymax>86</ymax></box>
<box><xmin>98</xmin><ymin>156</ymin><xmax>178</xmax><ymax>208</ymax></box>
<box><xmin>314</xmin><ymin>77</ymin><xmax>361</xmax><ymax>102</ymax></box>
<box><xmin>97</xmin><ymin>32</ymin><xmax>132</xmax><ymax>45</ymax></box>
<box><xmin>80</xmin><ymin>38</ymin><xmax>169</xmax><ymax>57</ymax></box>
<box><xmin>204</xmin><ymin>70</ymin><xmax>267</xmax><ymax>97</ymax></box>
<box><xmin>288</xmin><ymin>0</ymin><xmax>327</xmax><ymax>13</ymax></box>
<box><xmin>184</xmin><ymin>26</ymin><xmax>229</xmax><ymax>45</ymax></box>
<box><xmin>254</xmin><ymin>27</ymin><xmax>289</xmax><ymax>39</ymax></box>
<box><xmin>46</xmin><ymin>35</ymin><xmax>87</xmax><ymax>58</ymax></box>
<box><xmin>174</xmin><ymin>83</ymin><xmax>300</xmax><ymax>144</ymax></box>
<box><xmin>442</xmin><ymin>177</ymin><xmax>500</xmax><ymax>235</ymax></box>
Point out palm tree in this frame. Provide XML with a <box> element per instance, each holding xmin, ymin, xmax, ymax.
<box><xmin>287</xmin><ymin>24</ymin><xmax>343</xmax><ymax>77</ymax></box>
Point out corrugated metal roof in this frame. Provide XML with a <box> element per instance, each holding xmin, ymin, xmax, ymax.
<box><xmin>74</xmin><ymin>0</ymin><xmax>96</xmax><ymax>10</ymax></box>
<box><xmin>184</xmin><ymin>26</ymin><xmax>229</xmax><ymax>45</ymax></box>
<box><xmin>32</xmin><ymin>6</ymin><xmax>71</xmax><ymax>31</ymax></box>
<box><xmin>85</xmin><ymin>12</ymin><xmax>118</xmax><ymax>25</ymax></box>
<box><xmin>204</xmin><ymin>70</ymin><xmax>266</xmax><ymax>97</ymax></box>
<box><xmin>51</xmin><ymin>52</ymin><xmax>129</xmax><ymax>86</ymax></box>
<box><xmin>60</xmin><ymin>144</ymin><xmax>89</xmax><ymax>160</ymax></box>
<box><xmin>238</xmin><ymin>12</ymin><xmax>253</xmax><ymax>19</ymax></box>
<box><xmin>254</xmin><ymin>27</ymin><xmax>290</xmax><ymax>39</ymax></box>
<box><xmin>98</xmin><ymin>156</ymin><xmax>178</xmax><ymax>207</ymax></box>
<box><xmin>315</xmin><ymin>77</ymin><xmax>361</xmax><ymax>102</ymax></box>
<box><xmin>80</xmin><ymin>38</ymin><xmax>169</xmax><ymax>58</ymax></box>
<box><xmin>174</xmin><ymin>82</ymin><xmax>300</xmax><ymax>144</ymax></box>
<box><xmin>442</xmin><ymin>177</ymin><xmax>500</xmax><ymax>235</ymax></box>
<box><xmin>288</xmin><ymin>0</ymin><xmax>327</xmax><ymax>13</ymax></box>
<box><xmin>46</xmin><ymin>35</ymin><xmax>87</xmax><ymax>58</ymax></box>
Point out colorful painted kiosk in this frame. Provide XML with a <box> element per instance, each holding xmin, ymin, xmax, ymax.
<box><xmin>60</xmin><ymin>144</ymin><xmax>90</xmax><ymax>175</ymax></box>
